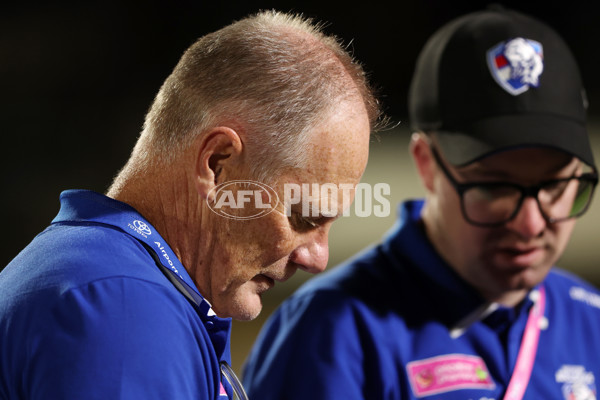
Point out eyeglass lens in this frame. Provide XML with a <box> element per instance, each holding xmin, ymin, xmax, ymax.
<box><xmin>462</xmin><ymin>178</ymin><xmax>595</xmax><ymax>225</ymax></box>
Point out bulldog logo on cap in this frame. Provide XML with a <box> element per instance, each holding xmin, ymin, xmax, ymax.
<box><xmin>486</xmin><ymin>37</ymin><xmax>544</xmax><ymax>95</ymax></box>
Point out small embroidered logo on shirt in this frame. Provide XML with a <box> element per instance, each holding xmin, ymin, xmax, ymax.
<box><xmin>556</xmin><ymin>365</ymin><xmax>596</xmax><ymax>400</ymax></box>
<box><xmin>569</xmin><ymin>286</ymin><xmax>600</xmax><ymax>310</ymax></box>
<box><xmin>128</xmin><ymin>219</ymin><xmax>152</xmax><ymax>237</ymax></box>
<box><xmin>407</xmin><ymin>354</ymin><xmax>495</xmax><ymax>397</ymax></box>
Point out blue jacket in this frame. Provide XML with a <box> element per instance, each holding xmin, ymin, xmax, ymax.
<box><xmin>243</xmin><ymin>200</ymin><xmax>600</xmax><ymax>399</ymax></box>
<box><xmin>0</xmin><ymin>190</ymin><xmax>233</xmax><ymax>400</ymax></box>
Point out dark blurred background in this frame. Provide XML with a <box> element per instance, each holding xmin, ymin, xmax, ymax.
<box><xmin>2</xmin><ymin>0</ymin><xmax>599</xmax><ymax>373</ymax></box>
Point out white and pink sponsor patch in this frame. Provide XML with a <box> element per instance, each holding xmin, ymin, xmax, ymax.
<box><xmin>407</xmin><ymin>354</ymin><xmax>495</xmax><ymax>397</ymax></box>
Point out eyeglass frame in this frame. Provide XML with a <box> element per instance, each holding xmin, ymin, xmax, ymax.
<box><xmin>429</xmin><ymin>145</ymin><xmax>599</xmax><ymax>227</ymax></box>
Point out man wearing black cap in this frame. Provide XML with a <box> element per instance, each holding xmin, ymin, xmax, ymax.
<box><xmin>243</xmin><ymin>6</ymin><xmax>600</xmax><ymax>400</ymax></box>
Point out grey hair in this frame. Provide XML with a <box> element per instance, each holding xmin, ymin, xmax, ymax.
<box><xmin>141</xmin><ymin>10</ymin><xmax>383</xmax><ymax>183</ymax></box>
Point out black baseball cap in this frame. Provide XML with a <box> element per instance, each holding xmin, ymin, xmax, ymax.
<box><xmin>408</xmin><ymin>5</ymin><xmax>596</xmax><ymax>168</ymax></box>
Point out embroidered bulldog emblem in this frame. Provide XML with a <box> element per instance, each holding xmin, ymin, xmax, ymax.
<box><xmin>486</xmin><ymin>37</ymin><xmax>544</xmax><ymax>95</ymax></box>
<box><xmin>556</xmin><ymin>365</ymin><xmax>597</xmax><ymax>400</ymax></box>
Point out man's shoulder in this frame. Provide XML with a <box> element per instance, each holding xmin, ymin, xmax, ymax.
<box><xmin>0</xmin><ymin>222</ymin><xmax>204</xmax><ymax>352</ymax></box>
<box><xmin>0</xmin><ymin>221</ymin><xmax>215</xmax><ymax>400</ymax></box>
<box><xmin>546</xmin><ymin>268</ymin><xmax>600</xmax><ymax>315</ymax></box>
<box><xmin>0</xmin><ymin>221</ymin><xmax>170</xmax><ymax>311</ymax></box>
<box><xmin>546</xmin><ymin>268</ymin><xmax>600</xmax><ymax>292</ymax></box>
<box><xmin>9</xmin><ymin>221</ymin><xmax>158</xmax><ymax>275</ymax></box>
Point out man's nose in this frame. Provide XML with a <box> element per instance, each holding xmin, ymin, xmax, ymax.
<box><xmin>505</xmin><ymin>196</ymin><xmax>547</xmax><ymax>239</ymax></box>
<box><xmin>289</xmin><ymin>229</ymin><xmax>330</xmax><ymax>274</ymax></box>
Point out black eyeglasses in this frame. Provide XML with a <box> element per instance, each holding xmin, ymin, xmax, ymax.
<box><xmin>431</xmin><ymin>147</ymin><xmax>598</xmax><ymax>227</ymax></box>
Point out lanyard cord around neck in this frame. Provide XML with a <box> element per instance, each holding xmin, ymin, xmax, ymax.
<box><xmin>503</xmin><ymin>286</ymin><xmax>546</xmax><ymax>400</ymax></box>
<box><xmin>137</xmin><ymin>240</ymin><xmax>216</xmax><ymax>317</ymax></box>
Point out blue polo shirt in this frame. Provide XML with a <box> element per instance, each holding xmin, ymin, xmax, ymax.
<box><xmin>0</xmin><ymin>190</ymin><xmax>233</xmax><ymax>400</ymax></box>
<box><xmin>243</xmin><ymin>200</ymin><xmax>600</xmax><ymax>399</ymax></box>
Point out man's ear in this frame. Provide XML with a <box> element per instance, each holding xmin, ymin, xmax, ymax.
<box><xmin>194</xmin><ymin>126</ymin><xmax>243</xmax><ymax>201</ymax></box>
<box><xmin>410</xmin><ymin>132</ymin><xmax>436</xmax><ymax>193</ymax></box>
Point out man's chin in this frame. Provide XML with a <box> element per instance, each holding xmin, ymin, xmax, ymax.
<box><xmin>490</xmin><ymin>269</ymin><xmax>549</xmax><ymax>304</ymax></box>
<box><xmin>230</xmin><ymin>303</ymin><xmax>263</xmax><ymax>321</ymax></box>
<box><xmin>215</xmin><ymin>291</ymin><xmax>264</xmax><ymax>321</ymax></box>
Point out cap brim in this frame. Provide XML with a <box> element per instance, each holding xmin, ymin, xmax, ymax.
<box><xmin>435</xmin><ymin>114</ymin><xmax>596</xmax><ymax>168</ymax></box>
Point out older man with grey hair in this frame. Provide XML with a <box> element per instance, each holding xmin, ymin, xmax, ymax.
<box><xmin>0</xmin><ymin>10</ymin><xmax>381</xmax><ymax>400</ymax></box>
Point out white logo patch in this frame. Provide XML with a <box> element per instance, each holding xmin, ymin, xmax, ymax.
<box><xmin>556</xmin><ymin>365</ymin><xmax>596</xmax><ymax>400</ymax></box>
<box><xmin>486</xmin><ymin>37</ymin><xmax>544</xmax><ymax>95</ymax></box>
<box><xmin>570</xmin><ymin>286</ymin><xmax>600</xmax><ymax>310</ymax></box>
<box><xmin>128</xmin><ymin>219</ymin><xmax>152</xmax><ymax>238</ymax></box>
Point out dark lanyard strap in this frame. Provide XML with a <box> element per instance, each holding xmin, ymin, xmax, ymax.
<box><xmin>138</xmin><ymin>240</ymin><xmax>206</xmax><ymax>309</ymax></box>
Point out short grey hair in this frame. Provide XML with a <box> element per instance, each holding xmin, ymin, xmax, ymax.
<box><xmin>142</xmin><ymin>10</ymin><xmax>383</xmax><ymax>182</ymax></box>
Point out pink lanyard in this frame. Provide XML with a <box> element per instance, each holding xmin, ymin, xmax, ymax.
<box><xmin>503</xmin><ymin>286</ymin><xmax>546</xmax><ymax>400</ymax></box>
